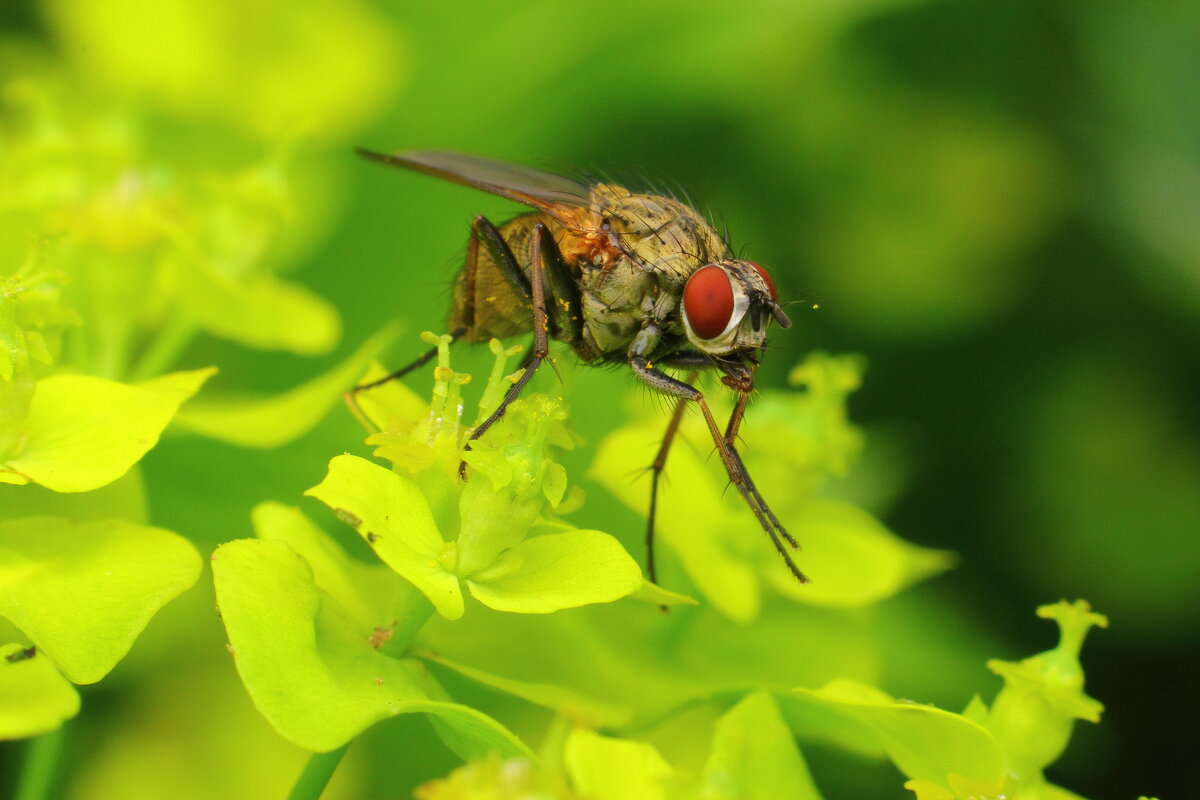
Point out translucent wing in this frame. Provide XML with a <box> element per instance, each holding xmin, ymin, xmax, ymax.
<box><xmin>357</xmin><ymin>149</ymin><xmax>592</xmax><ymax>217</ymax></box>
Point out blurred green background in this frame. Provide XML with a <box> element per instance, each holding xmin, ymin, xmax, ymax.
<box><xmin>2</xmin><ymin>0</ymin><xmax>1196</xmax><ymax>797</ymax></box>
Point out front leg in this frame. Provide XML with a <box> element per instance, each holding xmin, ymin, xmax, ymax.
<box><xmin>628</xmin><ymin>328</ymin><xmax>808</xmax><ymax>583</ymax></box>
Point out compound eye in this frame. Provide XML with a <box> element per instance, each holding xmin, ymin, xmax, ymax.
<box><xmin>748</xmin><ymin>262</ymin><xmax>777</xmax><ymax>301</ymax></box>
<box><xmin>683</xmin><ymin>265</ymin><xmax>735</xmax><ymax>339</ymax></box>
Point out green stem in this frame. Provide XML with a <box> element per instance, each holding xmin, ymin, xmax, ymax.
<box><xmin>128</xmin><ymin>317</ymin><xmax>198</xmax><ymax>381</ymax></box>
<box><xmin>286</xmin><ymin>744</ymin><xmax>349</xmax><ymax>800</ymax></box>
<box><xmin>381</xmin><ymin>598</ymin><xmax>436</xmax><ymax>659</ymax></box>
<box><xmin>15</xmin><ymin>726</ymin><xmax>66</xmax><ymax>800</ymax></box>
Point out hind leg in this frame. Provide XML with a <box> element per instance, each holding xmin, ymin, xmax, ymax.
<box><xmin>344</xmin><ymin>216</ymin><xmax>528</xmax><ymax>429</ymax></box>
<box><xmin>458</xmin><ymin>222</ymin><xmax>561</xmax><ymax>477</ymax></box>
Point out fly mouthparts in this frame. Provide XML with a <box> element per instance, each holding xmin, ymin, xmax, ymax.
<box><xmin>750</xmin><ymin>303</ymin><xmax>763</xmax><ymax>332</ymax></box>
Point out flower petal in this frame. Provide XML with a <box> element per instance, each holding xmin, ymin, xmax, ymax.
<box><xmin>305</xmin><ymin>454</ymin><xmax>463</xmax><ymax>619</ymax></box>
<box><xmin>780</xmin><ymin>679</ymin><xmax>1004</xmax><ymax>787</ymax></box>
<box><xmin>212</xmin><ymin>538</ymin><xmax>525</xmax><ymax>756</ymax></box>
<box><xmin>2</xmin><ymin>368</ymin><xmax>215</xmax><ymax>493</ymax></box>
<box><xmin>0</xmin><ymin>643</ymin><xmax>80</xmax><ymax>738</ymax></box>
<box><xmin>702</xmin><ymin>692</ymin><xmax>821</xmax><ymax>800</ymax></box>
<box><xmin>591</xmin><ymin>421</ymin><xmax>760</xmax><ymax>622</ymax></box>
<box><xmin>765</xmin><ymin>500</ymin><xmax>954</xmax><ymax>608</ymax></box>
<box><xmin>175</xmin><ymin>267</ymin><xmax>340</xmax><ymax>355</ymax></box>
<box><xmin>173</xmin><ymin>323</ymin><xmax>400</xmax><ymax>448</ymax></box>
<box><xmin>565</xmin><ymin>729</ymin><xmax>671</xmax><ymax>800</ymax></box>
<box><xmin>420</xmin><ymin>652</ymin><xmax>633</xmax><ymax>728</ymax></box>
<box><xmin>0</xmin><ymin>517</ymin><xmax>202</xmax><ymax>684</ymax></box>
<box><xmin>250</xmin><ymin>501</ymin><xmax>412</xmax><ymax>633</ymax></box>
<box><xmin>466</xmin><ymin>530</ymin><xmax>641</xmax><ymax>614</ymax></box>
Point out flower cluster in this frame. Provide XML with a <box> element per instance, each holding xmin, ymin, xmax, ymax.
<box><xmin>0</xmin><ymin>63</ymin><xmax>391</xmax><ymax>739</ymax></box>
<box><xmin>211</xmin><ymin>336</ymin><xmax>650</xmax><ymax>753</ymax></box>
<box><xmin>413</xmin><ymin>601</ymin><xmax>1112</xmax><ymax>800</ymax></box>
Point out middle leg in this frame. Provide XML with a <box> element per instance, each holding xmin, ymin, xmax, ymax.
<box><xmin>343</xmin><ymin>214</ymin><xmax>519</xmax><ymax>430</ymax></box>
<box><xmin>645</xmin><ymin>373</ymin><xmax>696</xmax><ymax>584</ymax></box>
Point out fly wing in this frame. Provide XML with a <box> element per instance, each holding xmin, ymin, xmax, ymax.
<box><xmin>357</xmin><ymin>149</ymin><xmax>592</xmax><ymax>219</ymax></box>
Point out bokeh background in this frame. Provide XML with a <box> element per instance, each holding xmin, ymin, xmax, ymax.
<box><xmin>2</xmin><ymin>0</ymin><xmax>1196</xmax><ymax>797</ymax></box>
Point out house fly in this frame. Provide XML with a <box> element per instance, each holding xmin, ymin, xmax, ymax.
<box><xmin>353</xmin><ymin>149</ymin><xmax>806</xmax><ymax>584</ymax></box>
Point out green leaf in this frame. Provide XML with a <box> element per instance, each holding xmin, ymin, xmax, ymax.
<box><xmin>0</xmin><ymin>467</ymin><xmax>147</xmax><ymax>525</ymax></box>
<box><xmin>211</xmin><ymin>538</ymin><xmax>527</xmax><ymax>756</ymax></box>
<box><xmin>174</xmin><ymin>264</ymin><xmax>340</xmax><ymax>355</ymax></box>
<box><xmin>702</xmin><ymin>692</ymin><xmax>823</xmax><ymax>800</ymax></box>
<box><xmin>785</xmin><ymin>679</ymin><xmax>1004</xmax><ymax>786</ymax></box>
<box><xmin>465</xmin><ymin>530</ymin><xmax>642</xmax><ymax>614</ymax></box>
<box><xmin>407</xmin><ymin>700</ymin><xmax>532</xmax><ymax>761</ymax></box>
<box><xmin>212</xmin><ymin>536</ymin><xmax>424</xmax><ymax>750</ymax></box>
<box><xmin>564</xmin><ymin>729</ymin><xmax>672</xmax><ymax>800</ymax></box>
<box><xmin>590</xmin><ymin>420</ymin><xmax>760</xmax><ymax>622</ymax></box>
<box><xmin>774</xmin><ymin>680</ymin><xmax>888</xmax><ymax>759</ymax></box>
<box><xmin>48</xmin><ymin>0</ymin><xmax>401</xmax><ymax>140</ymax></box>
<box><xmin>630</xmin><ymin>580</ymin><xmax>699</xmax><ymax>607</ymax></box>
<box><xmin>764</xmin><ymin>500</ymin><xmax>953</xmax><ymax>607</ymax></box>
<box><xmin>0</xmin><ymin>643</ymin><xmax>81</xmax><ymax>738</ymax></box>
<box><xmin>0</xmin><ymin>517</ymin><xmax>202</xmax><ymax>684</ymax></box>
<box><xmin>594</xmin><ymin>419</ymin><xmax>949</xmax><ymax>614</ymax></box>
<box><xmin>903</xmin><ymin>778</ymin><xmax>956</xmax><ymax>800</ymax></box>
<box><xmin>1040</xmin><ymin>785</ymin><xmax>1089</xmax><ymax>800</ymax></box>
<box><xmin>304</xmin><ymin>454</ymin><xmax>463</xmax><ymax>619</ymax></box>
<box><xmin>249</xmin><ymin>501</ymin><xmax>402</xmax><ymax>632</ymax></box>
<box><xmin>173</xmin><ymin>322</ymin><xmax>401</xmax><ymax>447</ymax></box>
<box><xmin>0</xmin><ymin>368</ymin><xmax>215</xmax><ymax>492</ymax></box>
<box><xmin>419</xmin><ymin>652</ymin><xmax>633</xmax><ymax>728</ymax></box>
<box><xmin>779</xmin><ymin>353</ymin><xmax>866</xmax><ymax>478</ymax></box>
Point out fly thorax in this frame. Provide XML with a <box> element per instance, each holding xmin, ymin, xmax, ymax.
<box><xmin>578</xmin><ymin>256</ymin><xmax>655</xmax><ymax>355</ymax></box>
<box><xmin>605</xmin><ymin>194</ymin><xmax>725</xmax><ymax>279</ymax></box>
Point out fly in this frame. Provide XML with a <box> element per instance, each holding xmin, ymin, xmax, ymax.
<box><xmin>352</xmin><ymin>149</ymin><xmax>806</xmax><ymax>584</ymax></box>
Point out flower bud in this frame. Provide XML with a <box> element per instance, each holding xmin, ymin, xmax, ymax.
<box><xmin>984</xmin><ymin>599</ymin><xmax>1107</xmax><ymax>776</ymax></box>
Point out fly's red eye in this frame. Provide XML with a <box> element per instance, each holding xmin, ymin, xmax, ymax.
<box><xmin>748</xmin><ymin>262</ymin><xmax>777</xmax><ymax>301</ymax></box>
<box><xmin>683</xmin><ymin>265</ymin><xmax>735</xmax><ymax>339</ymax></box>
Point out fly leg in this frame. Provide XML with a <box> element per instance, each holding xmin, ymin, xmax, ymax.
<box><xmin>629</xmin><ymin>331</ymin><xmax>808</xmax><ymax>583</ymax></box>
<box><xmin>716</xmin><ymin>356</ymin><xmax>757</xmax><ymax>445</ymax></box>
<box><xmin>350</xmin><ymin>327</ymin><xmax>468</xmax><ymax>396</ymax></box>
<box><xmin>722</xmin><ymin>395</ymin><xmax>798</xmax><ymax>550</ymax></box>
<box><xmin>344</xmin><ymin>215</ymin><xmax>525</xmax><ymax>431</ymax></box>
<box><xmin>537</xmin><ymin>229</ymin><xmax>584</xmax><ymax>348</ymax></box>
<box><xmin>645</xmin><ymin>352</ymin><xmax>713</xmax><ymax>583</ymax></box>
<box><xmin>342</xmin><ymin>326</ymin><xmax>468</xmax><ymax>432</ymax></box>
<box><xmin>458</xmin><ymin>222</ymin><xmax>557</xmax><ymax>478</ymax></box>
<box><xmin>713</xmin><ymin>361</ymin><xmax>798</xmax><ymax>550</ymax></box>
<box><xmin>724</xmin><ymin>391</ymin><xmax>748</xmax><ymax>443</ymax></box>
<box><xmin>645</xmin><ymin>377</ymin><xmax>694</xmax><ymax>585</ymax></box>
